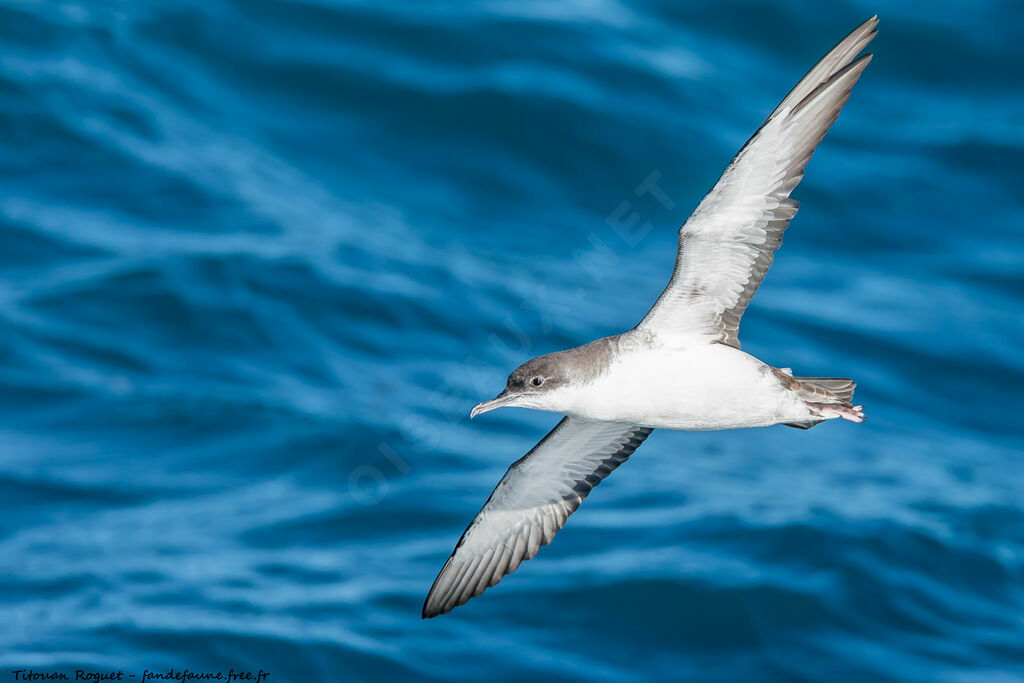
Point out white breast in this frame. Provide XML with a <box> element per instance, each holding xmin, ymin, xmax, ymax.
<box><xmin>561</xmin><ymin>341</ymin><xmax>807</xmax><ymax>430</ymax></box>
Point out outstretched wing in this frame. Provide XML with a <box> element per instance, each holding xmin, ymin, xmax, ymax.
<box><xmin>422</xmin><ymin>417</ymin><xmax>653</xmax><ymax>618</ymax></box>
<box><xmin>639</xmin><ymin>17</ymin><xmax>877</xmax><ymax>348</ymax></box>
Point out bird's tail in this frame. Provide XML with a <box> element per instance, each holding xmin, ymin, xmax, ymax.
<box><xmin>796</xmin><ymin>377</ymin><xmax>857</xmax><ymax>405</ymax></box>
<box><xmin>783</xmin><ymin>376</ymin><xmax>863</xmax><ymax>429</ymax></box>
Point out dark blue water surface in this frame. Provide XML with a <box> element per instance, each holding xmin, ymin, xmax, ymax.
<box><xmin>1</xmin><ymin>1</ymin><xmax>1022</xmax><ymax>681</ymax></box>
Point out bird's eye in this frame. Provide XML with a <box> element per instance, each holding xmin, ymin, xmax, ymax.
<box><xmin>531</xmin><ymin>376</ymin><xmax>544</xmax><ymax>387</ymax></box>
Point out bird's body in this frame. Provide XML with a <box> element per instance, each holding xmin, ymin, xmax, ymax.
<box><xmin>530</xmin><ymin>331</ymin><xmax>820</xmax><ymax>430</ymax></box>
<box><xmin>423</xmin><ymin>17</ymin><xmax>879</xmax><ymax>618</ymax></box>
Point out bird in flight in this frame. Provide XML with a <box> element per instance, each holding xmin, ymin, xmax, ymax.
<box><xmin>424</xmin><ymin>17</ymin><xmax>876</xmax><ymax>618</ymax></box>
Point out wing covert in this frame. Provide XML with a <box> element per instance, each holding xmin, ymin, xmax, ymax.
<box><xmin>639</xmin><ymin>17</ymin><xmax>877</xmax><ymax>347</ymax></box>
<box><xmin>422</xmin><ymin>417</ymin><xmax>653</xmax><ymax>618</ymax></box>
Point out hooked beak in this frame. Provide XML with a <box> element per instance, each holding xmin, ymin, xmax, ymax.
<box><xmin>470</xmin><ymin>389</ymin><xmax>521</xmax><ymax>419</ymax></box>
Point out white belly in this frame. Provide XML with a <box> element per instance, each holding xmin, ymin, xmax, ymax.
<box><xmin>562</xmin><ymin>342</ymin><xmax>810</xmax><ymax>430</ymax></box>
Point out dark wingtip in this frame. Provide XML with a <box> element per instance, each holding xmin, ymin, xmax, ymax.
<box><xmin>422</xmin><ymin>596</ymin><xmax>441</xmax><ymax>619</ymax></box>
<box><xmin>422</xmin><ymin>600</ymin><xmax>454</xmax><ymax>619</ymax></box>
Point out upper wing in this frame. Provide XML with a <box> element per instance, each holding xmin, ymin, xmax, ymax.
<box><xmin>638</xmin><ymin>17</ymin><xmax>877</xmax><ymax>348</ymax></box>
<box><xmin>422</xmin><ymin>417</ymin><xmax>653</xmax><ymax>618</ymax></box>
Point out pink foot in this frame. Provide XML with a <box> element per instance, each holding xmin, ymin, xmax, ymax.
<box><xmin>809</xmin><ymin>403</ymin><xmax>866</xmax><ymax>423</ymax></box>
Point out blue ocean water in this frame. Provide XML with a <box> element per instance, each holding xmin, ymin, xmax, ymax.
<box><xmin>1</xmin><ymin>0</ymin><xmax>1022</xmax><ymax>680</ymax></box>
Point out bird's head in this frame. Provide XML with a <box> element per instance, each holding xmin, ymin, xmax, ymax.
<box><xmin>470</xmin><ymin>353</ymin><xmax>572</xmax><ymax>418</ymax></box>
